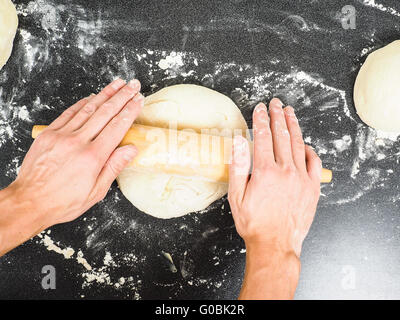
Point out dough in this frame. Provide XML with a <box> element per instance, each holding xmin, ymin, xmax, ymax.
<box><xmin>117</xmin><ymin>84</ymin><xmax>248</xmax><ymax>219</ymax></box>
<box><xmin>0</xmin><ymin>0</ymin><xmax>18</xmax><ymax>70</ymax></box>
<box><xmin>354</xmin><ymin>40</ymin><xmax>400</xmax><ymax>132</ymax></box>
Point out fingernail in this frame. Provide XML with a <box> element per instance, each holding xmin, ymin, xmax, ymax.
<box><xmin>133</xmin><ymin>93</ymin><xmax>144</xmax><ymax>103</ymax></box>
<box><xmin>272</xmin><ymin>98</ymin><xmax>284</xmax><ymax>108</ymax></box>
<box><xmin>254</xmin><ymin>103</ymin><xmax>266</xmax><ymax>113</ymax></box>
<box><xmin>285</xmin><ymin>106</ymin><xmax>297</xmax><ymax>119</ymax></box>
<box><xmin>254</xmin><ymin>103</ymin><xmax>268</xmax><ymax>122</ymax></box>
<box><xmin>110</xmin><ymin>78</ymin><xmax>126</xmax><ymax>90</ymax></box>
<box><xmin>128</xmin><ymin>79</ymin><xmax>140</xmax><ymax>89</ymax></box>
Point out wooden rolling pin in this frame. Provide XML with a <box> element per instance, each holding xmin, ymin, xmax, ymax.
<box><xmin>32</xmin><ymin>125</ymin><xmax>332</xmax><ymax>183</ymax></box>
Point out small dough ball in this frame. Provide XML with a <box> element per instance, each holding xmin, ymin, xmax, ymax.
<box><xmin>117</xmin><ymin>84</ymin><xmax>248</xmax><ymax>219</ymax></box>
<box><xmin>354</xmin><ymin>40</ymin><xmax>400</xmax><ymax>132</ymax></box>
<box><xmin>0</xmin><ymin>0</ymin><xmax>18</xmax><ymax>70</ymax></box>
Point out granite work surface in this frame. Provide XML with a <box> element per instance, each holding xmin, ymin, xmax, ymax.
<box><xmin>1</xmin><ymin>0</ymin><xmax>400</xmax><ymax>299</ymax></box>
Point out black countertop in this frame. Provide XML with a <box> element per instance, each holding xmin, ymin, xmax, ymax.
<box><xmin>1</xmin><ymin>0</ymin><xmax>400</xmax><ymax>299</ymax></box>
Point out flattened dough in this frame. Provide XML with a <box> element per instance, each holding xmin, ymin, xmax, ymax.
<box><xmin>354</xmin><ymin>40</ymin><xmax>400</xmax><ymax>132</ymax></box>
<box><xmin>117</xmin><ymin>84</ymin><xmax>248</xmax><ymax>219</ymax></box>
<box><xmin>0</xmin><ymin>0</ymin><xmax>18</xmax><ymax>70</ymax></box>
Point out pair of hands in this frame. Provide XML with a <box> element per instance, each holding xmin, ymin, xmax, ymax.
<box><xmin>7</xmin><ymin>80</ymin><xmax>321</xmax><ymax>261</ymax></box>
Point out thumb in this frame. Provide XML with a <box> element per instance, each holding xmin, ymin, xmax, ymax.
<box><xmin>228</xmin><ymin>135</ymin><xmax>251</xmax><ymax>208</ymax></box>
<box><xmin>94</xmin><ymin>145</ymin><xmax>138</xmax><ymax>200</ymax></box>
<box><xmin>305</xmin><ymin>145</ymin><xmax>322</xmax><ymax>184</ymax></box>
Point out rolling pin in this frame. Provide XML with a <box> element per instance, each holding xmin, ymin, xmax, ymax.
<box><xmin>32</xmin><ymin>125</ymin><xmax>332</xmax><ymax>183</ymax></box>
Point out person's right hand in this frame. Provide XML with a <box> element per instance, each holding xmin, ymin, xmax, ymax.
<box><xmin>8</xmin><ymin>78</ymin><xmax>144</xmax><ymax>229</ymax></box>
<box><xmin>228</xmin><ymin>98</ymin><xmax>322</xmax><ymax>258</ymax></box>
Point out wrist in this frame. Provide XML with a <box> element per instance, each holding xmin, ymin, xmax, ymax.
<box><xmin>246</xmin><ymin>240</ymin><xmax>300</xmax><ymax>260</ymax></box>
<box><xmin>245</xmin><ymin>237</ymin><xmax>300</xmax><ymax>258</ymax></box>
<box><xmin>0</xmin><ymin>184</ymin><xmax>51</xmax><ymax>255</ymax></box>
<box><xmin>7</xmin><ymin>181</ymin><xmax>53</xmax><ymax>229</ymax></box>
<box><xmin>240</xmin><ymin>240</ymin><xmax>301</xmax><ymax>300</ymax></box>
<box><xmin>245</xmin><ymin>240</ymin><xmax>301</xmax><ymax>280</ymax></box>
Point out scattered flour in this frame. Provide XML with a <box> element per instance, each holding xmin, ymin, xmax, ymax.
<box><xmin>361</xmin><ymin>0</ymin><xmax>400</xmax><ymax>18</ymax></box>
<box><xmin>38</xmin><ymin>233</ymin><xmax>75</xmax><ymax>259</ymax></box>
<box><xmin>158</xmin><ymin>52</ymin><xmax>185</xmax><ymax>70</ymax></box>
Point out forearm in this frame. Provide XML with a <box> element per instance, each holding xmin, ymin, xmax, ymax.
<box><xmin>239</xmin><ymin>242</ymin><xmax>301</xmax><ymax>300</ymax></box>
<box><xmin>0</xmin><ymin>185</ymin><xmax>49</xmax><ymax>257</ymax></box>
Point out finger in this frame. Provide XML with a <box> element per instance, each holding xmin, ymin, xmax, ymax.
<box><xmin>92</xmin><ymin>145</ymin><xmax>138</xmax><ymax>202</ymax></box>
<box><xmin>269</xmin><ymin>98</ymin><xmax>292</xmax><ymax>164</ymax></box>
<box><xmin>252</xmin><ymin>103</ymin><xmax>274</xmax><ymax>170</ymax></box>
<box><xmin>48</xmin><ymin>94</ymin><xmax>95</xmax><ymax>130</ymax></box>
<box><xmin>92</xmin><ymin>93</ymin><xmax>144</xmax><ymax>163</ymax></box>
<box><xmin>62</xmin><ymin>78</ymin><xmax>127</xmax><ymax>132</ymax></box>
<box><xmin>80</xmin><ymin>79</ymin><xmax>141</xmax><ymax>139</ymax></box>
<box><xmin>228</xmin><ymin>135</ymin><xmax>251</xmax><ymax>208</ymax></box>
<box><xmin>284</xmin><ymin>106</ymin><xmax>306</xmax><ymax>170</ymax></box>
<box><xmin>305</xmin><ymin>145</ymin><xmax>322</xmax><ymax>183</ymax></box>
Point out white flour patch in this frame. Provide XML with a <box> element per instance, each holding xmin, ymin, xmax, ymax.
<box><xmin>333</xmin><ymin>135</ymin><xmax>352</xmax><ymax>153</ymax></box>
<box><xmin>37</xmin><ymin>233</ymin><xmax>75</xmax><ymax>259</ymax></box>
<box><xmin>19</xmin><ymin>0</ymin><xmax>64</xmax><ymax>32</ymax></box>
<box><xmin>293</xmin><ymin>70</ymin><xmax>353</xmax><ymax>120</ymax></box>
<box><xmin>360</xmin><ymin>0</ymin><xmax>400</xmax><ymax>18</ymax></box>
<box><xmin>158</xmin><ymin>52</ymin><xmax>185</xmax><ymax>70</ymax></box>
<box><xmin>77</xmin><ymin>250</ymin><xmax>92</xmax><ymax>271</ymax></box>
<box><xmin>75</xmin><ymin>14</ymin><xmax>103</xmax><ymax>56</ymax></box>
<box><xmin>35</xmin><ymin>232</ymin><xmax>144</xmax><ymax>297</ymax></box>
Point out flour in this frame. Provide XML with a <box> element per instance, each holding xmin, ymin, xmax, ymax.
<box><xmin>158</xmin><ymin>52</ymin><xmax>185</xmax><ymax>70</ymax></box>
<box><xmin>361</xmin><ymin>0</ymin><xmax>400</xmax><ymax>18</ymax></box>
<box><xmin>75</xmin><ymin>16</ymin><xmax>103</xmax><ymax>56</ymax></box>
<box><xmin>38</xmin><ymin>233</ymin><xmax>75</xmax><ymax>259</ymax></box>
<box><xmin>20</xmin><ymin>0</ymin><xmax>62</xmax><ymax>32</ymax></box>
<box><xmin>36</xmin><ymin>231</ymin><xmax>144</xmax><ymax>296</ymax></box>
<box><xmin>3</xmin><ymin>0</ymin><xmax>399</xmax><ymax>299</ymax></box>
<box><xmin>77</xmin><ymin>250</ymin><xmax>92</xmax><ymax>271</ymax></box>
<box><xmin>333</xmin><ymin>135</ymin><xmax>352</xmax><ymax>153</ymax></box>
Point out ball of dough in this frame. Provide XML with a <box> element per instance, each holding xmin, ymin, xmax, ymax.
<box><xmin>0</xmin><ymin>0</ymin><xmax>18</xmax><ymax>70</ymax></box>
<box><xmin>117</xmin><ymin>84</ymin><xmax>248</xmax><ymax>219</ymax></box>
<box><xmin>354</xmin><ymin>40</ymin><xmax>400</xmax><ymax>132</ymax></box>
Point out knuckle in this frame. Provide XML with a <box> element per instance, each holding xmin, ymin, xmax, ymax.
<box><xmin>84</xmin><ymin>147</ymin><xmax>100</xmax><ymax>163</ymax></box>
<box><xmin>251</xmin><ymin>167</ymin><xmax>267</xmax><ymax>181</ymax></box>
<box><xmin>292</xmin><ymin>136</ymin><xmax>305</xmax><ymax>147</ymax></box>
<box><xmin>282</xmin><ymin>164</ymin><xmax>296</xmax><ymax>176</ymax></box>
<box><xmin>82</xmin><ymin>103</ymin><xmax>96</xmax><ymax>114</ymax></box>
<box><xmin>110</xmin><ymin>116</ymin><xmax>121</xmax><ymax>127</ymax></box>
<box><xmin>62</xmin><ymin>108</ymin><xmax>75</xmax><ymax>118</ymax></box>
<box><xmin>64</xmin><ymin>133</ymin><xmax>82</xmax><ymax>148</ymax></box>
<box><xmin>108</xmin><ymin>158</ymin><xmax>124</xmax><ymax>175</ymax></box>
<box><xmin>120</xmin><ymin>85</ymin><xmax>134</xmax><ymax>95</ymax></box>
<box><xmin>35</xmin><ymin>129</ymin><xmax>55</xmax><ymax>145</ymax></box>
<box><xmin>101</xmin><ymin>103</ymin><xmax>117</xmax><ymax>115</ymax></box>
<box><xmin>254</xmin><ymin>162</ymin><xmax>273</xmax><ymax>174</ymax></box>
<box><xmin>101</xmin><ymin>101</ymin><xmax>115</xmax><ymax>110</ymax></box>
<box><xmin>102</xmin><ymin>86</ymin><xmax>116</xmax><ymax>97</ymax></box>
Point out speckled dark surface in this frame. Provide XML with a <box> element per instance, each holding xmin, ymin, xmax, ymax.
<box><xmin>1</xmin><ymin>0</ymin><xmax>400</xmax><ymax>299</ymax></box>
